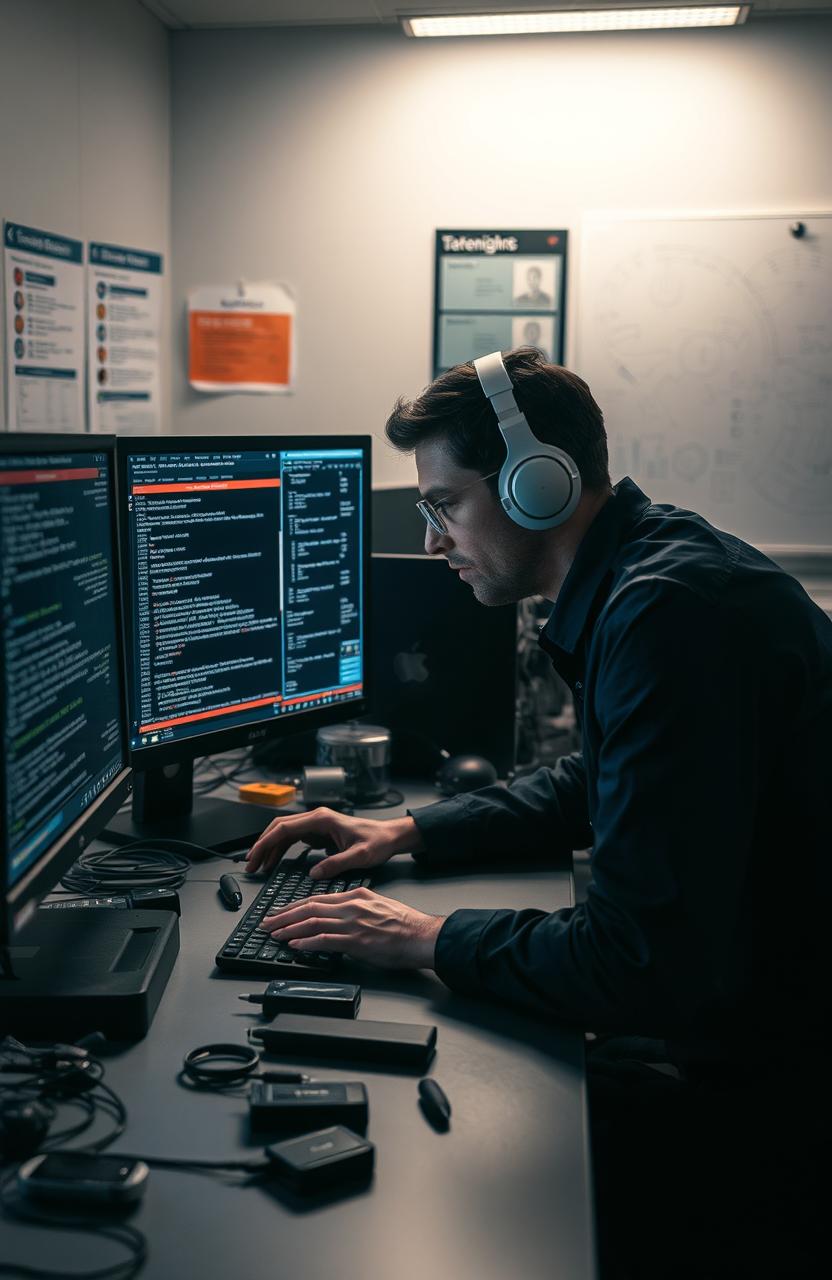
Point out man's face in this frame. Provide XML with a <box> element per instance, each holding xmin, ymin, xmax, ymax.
<box><xmin>415</xmin><ymin>437</ymin><xmax>545</xmax><ymax>606</ymax></box>
<box><xmin>527</xmin><ymin>267</ymin><xmax>542</xmax><ymax>291</ymax></box>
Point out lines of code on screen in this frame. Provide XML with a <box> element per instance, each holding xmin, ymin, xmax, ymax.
<box><xmin>126</xmin><ymin>448</ymin><xmax>363</xmax><ymax>750</ymax></box>
<box><xmin>0</xmin><ymin>454</ymin><xmax>124</xmax><ymax>886</ymax></box>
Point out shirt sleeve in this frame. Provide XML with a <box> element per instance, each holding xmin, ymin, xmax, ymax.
<box><xmin>432</xmin><ymin>581</ymin><xmax>762</xmax><ymax>1037</ymax></box>
<box><xmin>408</xmin><ymin>751</ymin><xmax>592</xmax><ymax>871</ymax></box>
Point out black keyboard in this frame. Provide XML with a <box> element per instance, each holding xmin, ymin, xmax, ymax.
<box><xmin>215</xmin><ymin>862</ymin><xmax>370</xmax><ymax>978</ymax></box>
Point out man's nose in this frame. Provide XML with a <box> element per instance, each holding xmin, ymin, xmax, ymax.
<box><xmin>424</xmin><ymin>522</ymin><xmax>450</xmax><ymax>556</ymax></box>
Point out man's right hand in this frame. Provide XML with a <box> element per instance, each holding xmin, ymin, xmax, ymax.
<box><xmin>245</xmin><ymin>808</ymin><xmax>425</xmax><ymax>880</ymax></box>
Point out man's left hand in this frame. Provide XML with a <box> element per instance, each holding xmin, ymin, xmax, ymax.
<box><xmin>262</xmin><ymin>887</ymin><xmax>445</xmax><ymax>970</ymax></box>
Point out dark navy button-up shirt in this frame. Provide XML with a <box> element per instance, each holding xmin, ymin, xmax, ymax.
<box><xmin>410</xmin><ymin>478</ymin><xmax>832</xmax><ymax>1064</ymax></box>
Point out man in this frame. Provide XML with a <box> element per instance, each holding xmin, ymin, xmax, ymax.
<box><xmin>248</xmin><ymin>348</ymin><xmax>830</xmax><ymax>1276</ymax></box>
<box><xmin>514</xmin><ymin>263</ymin><xmax>552</xmax><ymax>306</ymax></box>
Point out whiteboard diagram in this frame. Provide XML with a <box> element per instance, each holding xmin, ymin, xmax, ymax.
<box><xmin>575</xmin><ymin>213</ymin><xmax>832</xmax><ymax>548</ymax></box>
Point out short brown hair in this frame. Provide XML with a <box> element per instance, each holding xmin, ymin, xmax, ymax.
<box><xmin>385</xmin><ymin>347</ymin><xmax>610</xmax><ymax>491</ymax></box>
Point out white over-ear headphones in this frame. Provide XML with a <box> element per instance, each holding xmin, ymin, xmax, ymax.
<box><xmin>473</xmin><ymin>350</ymin><xmax>581</xmax><ymax>531</ymax></box>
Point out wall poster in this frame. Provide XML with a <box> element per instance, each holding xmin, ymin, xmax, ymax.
<box><xmin>88</xmin><ymin>241</ymin><xmax>163</xmax><ymax>435</ymax></box>
<box><xmin>434</xmin><ymin>228</ymin><xmax>567</xmax><ymax>376</ymax></box>
<box><xmin>4</xmin><ymin>221</ymin><xmax>85</xmax><ymax>431</ymax></box>
<box><xmin>188</xmin><ymin>282</ymin><xmax>295</xmax><ymax>393</ymax></box>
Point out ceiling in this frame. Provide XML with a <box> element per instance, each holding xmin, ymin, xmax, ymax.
<box><xmin>139</xmin><ymin>0</ymin><xmax>832</xmax><ymax>30</ymax></box>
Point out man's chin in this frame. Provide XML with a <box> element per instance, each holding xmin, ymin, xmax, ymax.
<box><xmin>468</xmin><ymin>577</ymin><xmax>516</xmax><ymax>607</ymax></box>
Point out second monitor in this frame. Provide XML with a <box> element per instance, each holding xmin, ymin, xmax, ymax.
<box><xmin>108</xmin><ymin>436</ymin><xmax>371</xmax><ymax>850</ymax></box>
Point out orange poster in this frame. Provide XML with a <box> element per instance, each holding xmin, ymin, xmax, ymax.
<box><xmin>188</xmin><ymin>283</ymin><xmax>295</xmax><ymax>393</ymax></box>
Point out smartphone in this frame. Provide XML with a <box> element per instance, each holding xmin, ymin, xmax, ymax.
<box><xmin>17</xmin><ymin>1152</ymin><xmax>149</xmax><ymax>1206</ymax></box>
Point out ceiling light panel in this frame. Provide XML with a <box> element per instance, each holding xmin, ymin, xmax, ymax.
<box><xmin>403</xmin><ymin>7</ymin><xmax>749</xmax><ymax>37</ymax></box>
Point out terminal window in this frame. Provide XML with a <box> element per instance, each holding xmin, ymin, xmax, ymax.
<box><xmin>0</xmin><ymin>453</ymin><xmax>124</xmax><ymax>886</ymax></box>
<box><xmin>125</xmin><ymin>448</ymin><xmax>364</xmax><ymax>750</ymax></box>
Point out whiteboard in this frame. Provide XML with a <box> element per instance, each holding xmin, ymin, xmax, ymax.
<box><xmin>575</xmin><ymin>212</ymin><xmax>832</xmax><ymax>549</ymax></box>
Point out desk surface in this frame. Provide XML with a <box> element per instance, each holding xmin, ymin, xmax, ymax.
<box><xmin>3</xmin><ymin>787</ymin><xmax>597</xmax><ymax>1280</ymax></box>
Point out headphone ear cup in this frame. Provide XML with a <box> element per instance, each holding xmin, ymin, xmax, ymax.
<box><xmin>508</xmin><ymin>456</ymin><xmax>575</xmax><ymax>520</ymax></box>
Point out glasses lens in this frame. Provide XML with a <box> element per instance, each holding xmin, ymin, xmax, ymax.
<box><xmin>416</xmin><ymin>500</ymin><xmax>445</xmax><ymax>534</ymax></box>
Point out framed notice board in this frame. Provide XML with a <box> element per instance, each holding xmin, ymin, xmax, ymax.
<box><xmin>433</xmin><ymin>228</ymin><xmax>567</xmax><ymax>376</ymax></box>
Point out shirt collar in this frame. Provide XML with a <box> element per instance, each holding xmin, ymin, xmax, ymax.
<box><xmin>541</xmin><ymin>477</ymin><xmax>652</xmax><ymax>656</ymax></box>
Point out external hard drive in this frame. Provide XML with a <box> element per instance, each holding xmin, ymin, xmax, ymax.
<box><xmin>265</xmin><ymin>1126</ymin><xmax>374</xmax><ymax>1192</ymax></box>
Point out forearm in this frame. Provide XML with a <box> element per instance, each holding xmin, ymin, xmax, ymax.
<box><xmin>431</xmin><ymin>900</ymin><xmax>675</xmax><ymax>1031</ymax></box>
<box><xmin>409</xmin><ymin>755</ymin><xmax>592</xmax><ymax>870</ymax></box>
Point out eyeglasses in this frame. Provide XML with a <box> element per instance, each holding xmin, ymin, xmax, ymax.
<box><xmin>416</xmin><ymin>469</ymin><xmax>501</xmax><ymax>535</ymax></box>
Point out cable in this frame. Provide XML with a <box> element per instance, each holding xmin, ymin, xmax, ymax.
<box><xmin>60</xmin><ymin>836</ymin><xmax>234</xmax><ymax>895</ymax></box>
<box><xmin>107</xmin><ymin>1151</ymin><xmax>268</xmax><ymax>1174</ymax></box>
<box><xmin>0</xmin><ymin>1035</ymin><xmax>264</xmax><ymax>1280</ymax></box>
<box><xmin>193</xmin><ymin>748</ymin><xmax>260</xmax><ymax>796</ymax></box>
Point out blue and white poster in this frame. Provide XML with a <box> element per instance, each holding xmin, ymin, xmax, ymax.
<box><xmin>4</xmin><ymin>221</ymin><xmax>85</xmax><ymax>431</ymax></box>
<box><xmin>88</xmin><ymin>242</ymin><xmax>163</xmax><ymax>434</ymax></box>
<box><xmin>434</xmin><ymin>229</ymin><xmax>567</xmax><ymax>376</ymax></box>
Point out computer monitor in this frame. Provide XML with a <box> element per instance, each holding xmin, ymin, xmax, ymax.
<box><xmin>0</xmin><ymin>434</ymin><xmax>132</xmax><ymax>953</ymax></box>
<box><xmin>370</xmin><ymin>553</ymin><xmax>518</xmax><ymax>779</ymax></box>
<box><xmin>108</xmin><ymin>435</ymin><xmax>371</xmax><ymax>850</ymax></box>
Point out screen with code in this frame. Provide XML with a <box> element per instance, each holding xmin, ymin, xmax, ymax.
<box><xmin>0</xmin><ymin>451</ymin><xmax>125</xmax><ymax>887</ymax></box>
<box><xmin>124</xmin><ymin>446</ymin><xmax>365</xmax><ymax>750</ymax></box>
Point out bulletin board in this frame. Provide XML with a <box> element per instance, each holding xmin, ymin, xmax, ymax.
<box><xmin>575</xmin><ymin>211</ymin><xmax>832</xmax><ymax>550</ymax></box>
<box><xmin>434</xmin><ymin>228</ymin><xmax>567</xmax><ymax>377</ymax></box>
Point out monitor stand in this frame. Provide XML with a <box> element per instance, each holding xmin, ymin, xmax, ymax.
<box><xmin>0</xmin><ymin>909</ymin><xmax>179</xmax><ymax>1041</ymax></box>
<box><xmin>101</xmin><ymin>759</ymin><xmax>274</xmax><ymax>853</ymax></box>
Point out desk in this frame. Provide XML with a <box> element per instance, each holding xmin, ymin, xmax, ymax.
<box><xmin>3</xmin><ymin>788</ymin><xmax>597</xmax><ymax>1280</ymax></box>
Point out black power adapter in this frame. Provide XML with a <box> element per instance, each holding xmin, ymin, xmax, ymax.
<box><xmin>249</xmin><ymin>1081</ymin><xmax>368</xmax><ymax>1133</ymax></box>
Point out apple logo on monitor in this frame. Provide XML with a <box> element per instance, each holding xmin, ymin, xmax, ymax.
<box><xmin>393</xmin><ymin>645</ymin><xmax>429</xmax><ymax>683</ymax></box>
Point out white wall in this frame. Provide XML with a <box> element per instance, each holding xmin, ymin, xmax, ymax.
<box><xmin>0</xmin><ymin>0</ymin><xmax>171</xmax><ymax>428</ymax></box>
<box><xmin>170</xmin><ymin>18</ymin><xmax>832</xmax><ymax>488</ymax></box>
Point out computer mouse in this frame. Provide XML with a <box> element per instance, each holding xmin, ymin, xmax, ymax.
<box><xmin>437</xmin><ymin>754</ymin><xmax>498</xmax><ymax>796</ymax></box>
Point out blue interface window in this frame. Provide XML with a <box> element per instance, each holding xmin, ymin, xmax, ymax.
<box><xmin>125</xmin><ymin>447</ymin><xmax>364</xmax><ymax>749</ymax></box>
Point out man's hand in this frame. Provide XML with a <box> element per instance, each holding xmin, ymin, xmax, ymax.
<box><xmin>262</xmin><ymin>887</ymin><xmax>444</xmax><ymax>970</ymax></box>
<box><xmin>246</xmin><ymin>809</ymin><xmax>423</xmax><ymax>879</ymax></box>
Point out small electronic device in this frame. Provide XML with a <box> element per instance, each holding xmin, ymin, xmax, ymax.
<box><xmin>418</xmin><ymin>1077</ymin><xmax>451</xmax><ymax>1131</ymax></box>
<box><xmin>38</xmin><ymin>887</ymin><xmax>181</xmax><ymax>916</ymax></box>
<box><xmin>17</xmin><ymin>1152</ymin><xmax>149</xmax><ymax>1206</ymax></box>
<box><xmin>239</xmin><ymin>979</ymin><xmax>361</xmax><ymax>1018</ymax></box>
<box><xmin>249</xmin><ymin>1081</ymin><xmax>368</xmax><ymax>1133</ymax></box>
<box><xmin>238</xmin><ymin>782</ymin><xmax>297</xmax><ymax>808</ymax></box>
<box><xmin>215</xmin><ymin>861</ymin><xmax>371</xmax><ymax>977</ymax></box>
<box><xmin>251</xmin><ymin>1012</ymin><xmax>437</xmax><ymax>1070</ymax></box>
<box><xmin>265</xmin><ymin>1125</ymin><xmax>374</xmax><ymax>1193</ymax></box>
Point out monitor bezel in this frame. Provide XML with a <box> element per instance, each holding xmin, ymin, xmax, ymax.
<box><xmin>115</xmin><ymin>434</ymin><xmax>372</xmax><ymax>771</ymax></box>
<box><xmin>1</xmin><ymin>433</ymin><xmax>133</xmax><ymax>945</ymax></box>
